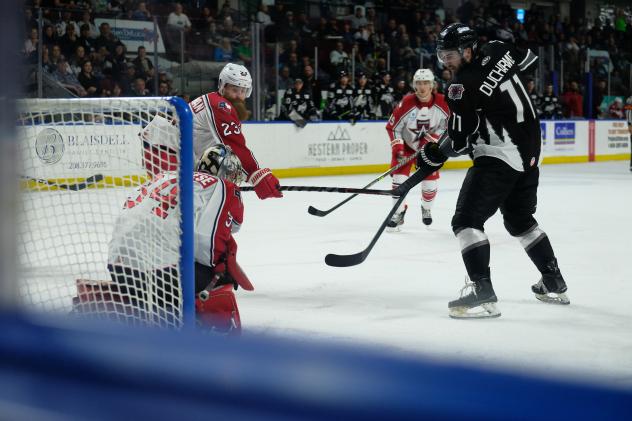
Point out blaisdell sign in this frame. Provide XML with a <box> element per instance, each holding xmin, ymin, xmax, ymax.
<box><xmin>22</xmin><ymin>125</ymin><xmax>145</xmax><ymax>179</ymax></box>
<box><xmin>34</xmin><ymin>128</ymin><xmax>65</xmax><ymax>165</ymax></box>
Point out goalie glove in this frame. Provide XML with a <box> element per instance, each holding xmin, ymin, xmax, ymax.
<box><xmin>393</xmin><ymin>142</ymin><xmax>447</xmax><ymax>196</ymax></box>
<box><xmin>248</xmin><ymin>168</ymin><xmax>283</xmax><ymax>199</ymax></box>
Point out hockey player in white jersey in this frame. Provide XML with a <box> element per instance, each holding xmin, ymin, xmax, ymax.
<box><xmin>107</xmin><ymin>129</ymin><xmax>252</xmax><ymax>334</ymax></box>
<box><xmin>188</xmin><ymin>63</ymin><xmax>282</xmax><ymax>200</ymax></box>
<box><xmin>385</xmin><ymin>68</ymin><xmax>449</xmax><ymax>230</ymax></box>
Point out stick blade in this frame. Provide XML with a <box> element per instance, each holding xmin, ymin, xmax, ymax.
<box><xmin>325</xmin><ymin>251</ymin><xmax>368</xmax><ymax>267</ymax></box>
<box><xmin>307</xmin><ymin>206</ymin><xmax>328</xmax><ymax>217</ymax></box>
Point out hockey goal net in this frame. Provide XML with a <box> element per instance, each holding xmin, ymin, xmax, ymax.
<box><xmin>17</xmin><ymin>98</ymin><xmax>194</xmax><ymax>328</ymax></box>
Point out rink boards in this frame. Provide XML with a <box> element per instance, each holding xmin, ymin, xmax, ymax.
<box><xmin>19</xmin><ymin>119</ymin><xmax>631</xmax><ymax>184</ymax></box>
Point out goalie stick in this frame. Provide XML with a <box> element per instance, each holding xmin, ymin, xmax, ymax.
<box><xmin>22</xmin><ymin>174</ymin><xmax>104</xmax><ymax>191</ymax></box>
<box><xmin>325</xmin><ymin>191</ymin><xmax>408</xmax><ymax>267</ymax></box>
<box><xmin>240</xmin><ymin>185</ymin><xmax>394</xmax><ymax>196</ymax></box>
<box><xmin>307</xmin><ymin>148</ymin><xmax>422</xmax><ymax>217</ymax></box>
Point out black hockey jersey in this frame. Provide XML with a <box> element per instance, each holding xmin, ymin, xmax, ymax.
<box><xmin>374</xmin><ymin>82</ymin><xmax>396</xmax><ymax>119</ymax></box>
<box><xmin>352</xmin><ymin>85</ymin><xmax>375</xmax><ymax>120</ymax></box>
<box><xmin>281</xmin><ymin>88</ymin><xmax>318</xmax><ymax>120</ymax></box>
<box><xmin>540</xmin><ymin>94</ymin><xmax>563</xmax><ymax>119</ymax></box>
<box><xmin>324</xmin><ymin>82</ymin><xmax>355</xmax><ymax>120</ymax></box>
<box><xmin>446</xmin><ymin>41</ymin><xmax>540</xmax><ymax>171</ymax></box>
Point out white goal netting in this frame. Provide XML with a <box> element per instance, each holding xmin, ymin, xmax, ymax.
<box><xmin>17</xmin><ymin>98</ymin><xmax>193</xmax><ymax>328</ymax></box>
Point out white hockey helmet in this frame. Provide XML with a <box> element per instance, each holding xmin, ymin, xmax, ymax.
<box><xmin>413</xmin><ymin>68</ymin><xmax>435</xmax><ymax>83</ymax></box>
<box><xmin>196</xmin><ymin>144</ymin><xmax>247</xmax><ymax>185</ymax></box>
<box><xmin>218</xmin><ymin>63</ymin><xmax>252</xmax><ymax>98</ymax></box>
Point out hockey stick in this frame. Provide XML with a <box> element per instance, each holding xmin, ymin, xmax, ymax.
<box><xmin>240</xmin><ymin>185</ymin><xmax>394</xmax><ymax>196</ymax></box>
<box><xmin>325</xmin><ymin>191</ymin><xmax>409</xmax><ymax>267</ymax></box>
<box><xmin>307</xmin><ymin>149</ymin><xmax>422</xmax><ymax>217</ymax></box>
<box><xmin>22</xmin><ymin>174</ymin><xmax>104</xmax><ymax>191</ymax></box>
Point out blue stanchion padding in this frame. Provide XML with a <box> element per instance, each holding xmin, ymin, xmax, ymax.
<box><xmin>168</xmin><ymin>96</ymin><xmax>195</xmax><ymax>329</ymax></box>
<box><xmin>0</xmin><ymin>314</ymin><xmax>630</xmax><ymax>420</ymax></box>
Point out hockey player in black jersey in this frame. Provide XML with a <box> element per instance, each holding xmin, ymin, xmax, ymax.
<box><xmin>280</xmin><ymin>78</ymin><xmax>319</xmax><ymax>127</ymax></box>
<box><xmin>324</xmin><ymin>70</ymin><xmax>355</xmax><ymax>121</ymax></box>
<box><xmin>394</xmin><ymin>23</ymin><xmax>569</xmax><ymax>318</ymax></box>
<box><xmin>351</xmin><ymin>72</ymin><xmax>375</xmax><ymax>121</ymax></box>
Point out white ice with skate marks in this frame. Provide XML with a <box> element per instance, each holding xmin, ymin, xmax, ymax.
<box><xmin>238</xmin><ymin>161</ymin><xmax>632</xmax><ymax>388</ymax></box>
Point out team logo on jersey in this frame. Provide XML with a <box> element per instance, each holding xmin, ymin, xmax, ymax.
<box><xmin>411</xmin><ymin>119</ymin><xmax>430</xmax><ymax>139</ymax></box>
<box><xmin>482</xmin><ymin>56</ymin><xmax>491</xmax><ymax>66</ymax></box>
<box><xmin>448</xmin><ymin>84</ymin><xmax>464</xmax><ymax>100</ymax></box>
<box><xmin>35</xmin><ymin>128</ymin><xmax>65</xmax><ymax>164</ymax></box>
<box><xmin>218</xmin><ymin>101</ymin><xmax>232</xmax><ymax>112</ymax></box>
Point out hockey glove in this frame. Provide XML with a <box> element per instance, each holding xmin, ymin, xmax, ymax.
<box><xmin>248</xmin><ymin>168</ymin><xmax>283</xmax><ymax>199</ymax></box>
<box><xmin>392</xmin><ymin>142</ymin><xmax>447</xmax><ymax>196</ymax></box>
<box><xmin>390</xmin><ymin>138</ymin><xmax>405</xmax><ymax>161</ymax></box>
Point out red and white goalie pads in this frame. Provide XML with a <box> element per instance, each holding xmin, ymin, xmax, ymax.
<box><xmin>72</xmin><ymin>279</ymin><xmax>144</xmax><ymax>323</ymax></box>
<box><xmin>196</xmin><ymin>284</ymin><xmax>242</xmax><ymax>335</ymax></box>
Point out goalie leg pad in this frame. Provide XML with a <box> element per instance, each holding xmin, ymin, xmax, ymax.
<box><xmin>196</xmin><ymin>284</ymin><xmax>242</xmax><ymax>335</ymax></box>
<box><xmin>72</xmin><ymin>279</ymin><xmax>144</xmax><ymax>324</ymax></box>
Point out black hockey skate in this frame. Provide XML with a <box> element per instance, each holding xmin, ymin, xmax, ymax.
<box><xmin>532</xmin><ymin>260</ymin><xmax>570</xmax><ymax>305</ymax></box>
<box><xmin>386</xmin><ymin>204</ymin><xmax>408</xmax><ymax>232</ymax></box>
<box><xmin>421</xmin><ymin>206</ymin><xmax>432</xmax><ymax>226</ymax></box>
<box><xmin>449</xmin><ymin>273</ymin><xmax>500</xmax><ymax>319</ymax></box>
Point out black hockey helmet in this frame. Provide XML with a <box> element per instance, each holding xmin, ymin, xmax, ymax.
<box><xmin>436</xmin><ymin>23</ymin><xmax>478</xmax><ymax>62</ymax></box>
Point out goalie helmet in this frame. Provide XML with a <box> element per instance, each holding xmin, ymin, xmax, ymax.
<box><xmin>218</xmin><ymin>63</ymin><xmax>252</xmax><ymax>98</ymax></box>
<box><xmin>196</xmin><ymin>144</ymin><xmax>246</xmax><ymax>185</ymax></box>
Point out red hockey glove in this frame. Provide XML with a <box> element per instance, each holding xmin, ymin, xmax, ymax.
<box><xmin>391</xmin><ymin>138</ymin><xmax>405</xmax><ymax>161</ymax></box>
<box><xmin>248</xmin><ymin>168</ymin><xmax>283</xmax><ymax>199</ymax></box>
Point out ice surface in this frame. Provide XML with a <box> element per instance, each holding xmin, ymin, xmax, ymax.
<box><xmin>237</xmin><ymin>161</ymin><xmax>632</xmax><ymax>388</ymax></box>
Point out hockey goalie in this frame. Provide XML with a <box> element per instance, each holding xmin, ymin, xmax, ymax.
<box><xmin>73</xmin><ymin>114</ymin><xmax>252</xmax><ymax>334</ymax></box>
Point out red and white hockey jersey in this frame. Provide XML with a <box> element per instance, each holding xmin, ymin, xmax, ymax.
<box><xmin>189</xmin><ymin>92</ymin><xmax>260</xmax><ymax>177</ymax></box>
<box><xmin>108</xmin><ymin>172</ymin><xmax>244</xmax><ymax>271</ymax></box>
<box><xmin>385</xmin><ymin>93</ymin><xmax>450</xmax><ymax>150</ymax></box>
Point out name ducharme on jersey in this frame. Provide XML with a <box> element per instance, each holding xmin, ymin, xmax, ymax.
<box><xmin>479</xmin><ymin>50</ymin><xmax>516</xmax><ymax>97</ymax></box>
<box><xmin>469</xmin><ymin>42</ymin><xmax>540</xmax><ymax>172</ymax></box>
<box><xmin>479</xmin><ymin>44</ymin><xmax>537</xmax><ymax>97</ymax></box>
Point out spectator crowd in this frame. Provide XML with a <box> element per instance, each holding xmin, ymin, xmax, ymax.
<box><xmin>22</xmin><ymin>1</ymin><xmax>632</xmax><ymax>122</ymax></box>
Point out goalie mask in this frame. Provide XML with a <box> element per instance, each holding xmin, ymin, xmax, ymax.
<box><xmin>196</xmin><ymin>144</ymin><xmax>246</xmax><ymax>185</ymax></box>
